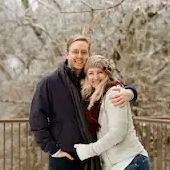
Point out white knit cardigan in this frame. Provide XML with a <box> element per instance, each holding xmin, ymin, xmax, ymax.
<box><xmin>75</xmin><ymin>87</ymin><xmax>146</xmax><ymax>168</ymax></box>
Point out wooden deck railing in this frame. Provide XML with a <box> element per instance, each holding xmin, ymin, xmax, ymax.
<box><xmin>0</xmin><ymin>119</ymin><xmax>48</xmax><ymax>170</ymax></box>
<box><xmin>134</xmin><ymin>116</ymin><xmax>170</xmax><ymax>170</ymax></box>
<box><xmin>0</xmin><ymin>117</ymin><xmax>169</xmax><ymax>170</ymax></box>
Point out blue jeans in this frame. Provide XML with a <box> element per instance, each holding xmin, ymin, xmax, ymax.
<box><xmin>125</xmin><ymin>154</ymin><xmax>151</xmax><ymax>170</ymax></box>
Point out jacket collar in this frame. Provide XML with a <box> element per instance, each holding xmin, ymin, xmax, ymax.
<box><xmin>64</xmin><ymin>60</ymin><xmax>85</xmax><ymax>84</ymax></box>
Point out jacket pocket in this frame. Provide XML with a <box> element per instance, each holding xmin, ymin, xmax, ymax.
<box><xmin>50</xmin><ymin>122</ymin><xmax>62</xmax><ymax>142</ymax></box>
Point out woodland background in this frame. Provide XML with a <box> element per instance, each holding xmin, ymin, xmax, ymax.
<box><xmin>0</xmin><ymin>0</ymin><xmax>170</xmax><ymax>119</ymax></box>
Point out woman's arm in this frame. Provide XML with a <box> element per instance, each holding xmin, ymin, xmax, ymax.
<box><xmin>74</xmin><ymin>88</ymin><xmax>129</xmax><ymax>161</ymax></box>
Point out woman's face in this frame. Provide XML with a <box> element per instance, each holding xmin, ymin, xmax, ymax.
<box><xmin>87</xmin><ymin>67</ymin><xmax>107</xmax><ymax>88</ymax></box>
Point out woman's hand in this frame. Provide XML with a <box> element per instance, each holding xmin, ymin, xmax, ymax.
<box><xmin>74</xmin><ymin>143</ymin><xmax>94</xmax><ymax>161</ymax></box>
<box><xmin>52</xmin><ymin>149</ymin><xmax>74</xmax><ymax>160</ymax></box>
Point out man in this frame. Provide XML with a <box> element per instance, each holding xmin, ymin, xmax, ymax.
<box><xmin>29</xmin><ymin>35</ymin><xmax>137</xmax><ymax>170</ymax></box>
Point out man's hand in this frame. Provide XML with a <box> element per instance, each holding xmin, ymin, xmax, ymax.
<box><xmin>110</xmin><ymin>86</ymin><xmax>134</xmax><ymax>107</ymax></box>
<box><xmin>52</xmin><ymin>149</ymin><xmax>74</xmax><ymax>160</ymax></box>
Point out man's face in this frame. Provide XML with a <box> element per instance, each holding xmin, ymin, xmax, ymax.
<box><xmin>66</xmin><ymin>40</ymin><xmax>89</xmax><ymax>74</ymax></box>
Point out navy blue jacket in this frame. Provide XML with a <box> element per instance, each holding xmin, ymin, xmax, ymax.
<box><xmin>29</xmin><ymin>69</ymin><xmax>84</xmax><ymax>155</ymax></box>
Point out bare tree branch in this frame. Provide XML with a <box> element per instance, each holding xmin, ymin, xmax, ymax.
<box><xmin>38</xmin><ymin>0</ymin><xmax>61</xmax><ymax>13</ymax></box>
<box><xmin>0</xmin><ymin>99</ymin><xmax>31</xmax><ymax>104</ymax></box>
<box><xmin>152</xmin><ymin>60</ymin><xmax>169</xmax><ymax>83</ymax></box>
<box><xmin>81</xmin><ymin>0</ymin><xmax>93</xmax><ymax>10</ymax></box>
<box><xmin>0</xmin><ymin>62</ymin><xmax>12</xmax><ymax>80</ymax></box>
<box><xmin>60</xmin><ymin>0</ymin><xmax>125</xmax><ymax>13</ymax></box>
<box><xmin>51</xmin><ymin>0</ymin><xmax>62</xmax><ymax>11</ymax></box>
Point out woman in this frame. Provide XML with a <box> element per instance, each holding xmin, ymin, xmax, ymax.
<box><xmin>74</xmin><ymin>55</ymin><xmax>150</xmax><ymax>170</ymax></box>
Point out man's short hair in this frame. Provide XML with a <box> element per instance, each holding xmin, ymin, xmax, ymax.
<box><xmin>67</xmin><ymin>35</ymin><xmax>91</xmax><ymax>52</ymax></box>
